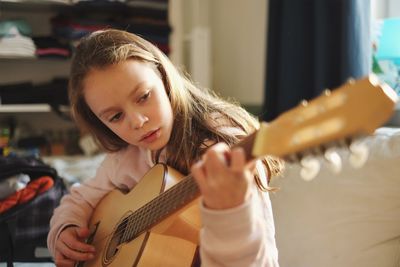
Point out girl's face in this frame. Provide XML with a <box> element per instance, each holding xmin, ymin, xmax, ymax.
<box><xmin>84</xmin><ymin>60</ymin><xmax>174</xmax><ymax>151</ymax></box>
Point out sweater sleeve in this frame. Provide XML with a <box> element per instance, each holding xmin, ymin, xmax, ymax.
<box><xmin>47</xmin><ymin>153</ymin><xmax>118</xmax><ymax>257</ymax></box>
<box><xmin>199</xmin><ymin>161</ymin><xmax>279</xmax><ymax>267</ymax></box>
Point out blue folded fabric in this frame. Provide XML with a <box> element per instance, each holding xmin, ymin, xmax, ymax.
<box><xmin>0</xmin><ymin>20</ymin><xmax>32</xmax><ymax>37</ymax></box>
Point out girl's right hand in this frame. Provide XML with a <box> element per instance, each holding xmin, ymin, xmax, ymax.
<box><xmin>54</xmin><ymin>226</ymin><xmax>95</xmax><ymax>267</ymax></box>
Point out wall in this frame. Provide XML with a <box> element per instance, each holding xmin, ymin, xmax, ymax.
<box><xmin>168</xmin><ymin>0</ymin><xmax>184</xmax><ymax>67</ymax></box>
<box><xmin>371</xmin><ymin>0</ymin><xmax>389</xmax><ymax>19</ymax></box>
<box><xmin>178</xmin><ymin>0</ymin><xmax>268</xmax><ymax>109</ymax></box>
<box><xmin>388</xmin><ymin>0</ymin><xmax>400</xmax><ymax>17</ymax></box>
<box><xmin>209</xmin><ymin>0</ymin><xmax>268</xmax><ymax>107</ymax></box>
<box><xmin>372</xmin><ymin>0</ymin><xmax>400</xmax><ymax>18</ymax></box>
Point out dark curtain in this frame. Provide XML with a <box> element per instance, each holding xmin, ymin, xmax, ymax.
<box><xmin>262</xmin><ymin>0</ymin><xmax>371</xmax><ymax>121</ymax></box>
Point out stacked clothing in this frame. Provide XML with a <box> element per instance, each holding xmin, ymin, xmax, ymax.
<box><xmin>125</xmin><ymin>0</ymin><xmax>171</xmax><ymax>55</ymax></box>
<box><xmin>0</xmin><ymin>20</ymin><xmax>36</xmax><ymax>58</ymax></box>
<box><xmin>71</xmin><ymin>0</ymin><xmax>126</xmax><ymax>3</ymax></box>
<box><xmin>0</xmin><ymin>78</ymin><xmax>69</xmax><ymax>106</ymax></box>
<box><xmin>51</xmin><ymin>15</ymin><xmax>119</xmax><ymax>43</ymax></box>
<box><xmin>50</xmin><ymin>0</ymin><xmax>171</xmax><ymax>55</ymax></box>
<box><xmin>126</xmin><ymin>0</ymin><xmax>168</xmax><ymax>10</ymax></box>
<box><xmin>4</xmin><ymin>0</ymin><xmax>71</xmax><ymax>3</ymax></box>
<box><xmin>33</xmin><ymin>36</ymin><xmax>72</xmax><ymax>59</ymax></box>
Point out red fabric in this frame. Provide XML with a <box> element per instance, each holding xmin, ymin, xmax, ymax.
<box><xmin>0</xmin><ymin>176</ymin><xmax>54</xmax><ymax>214</ymax></box>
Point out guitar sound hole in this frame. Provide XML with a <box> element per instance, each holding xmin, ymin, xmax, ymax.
<box><xmin>104</xmin><ymin>217</ymin><xmax>128</xmax><ymax>263</ymax></box>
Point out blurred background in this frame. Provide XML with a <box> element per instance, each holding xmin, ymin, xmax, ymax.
<box><xmin>0</xmin><ymin>0</ymin><xmax>399</xmax><ymax>158</ymax></box>
<box><xmin>1</xmin><ymin>1</ymin><xmax>400</xmax><ymax>266</ymax></box>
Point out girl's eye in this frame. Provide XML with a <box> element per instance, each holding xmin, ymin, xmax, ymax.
<box><xmin>109</xmin><ymin>112</ymin><xmax>122</xmax><ymax>123</ymax></box>
<box><xmin>138</xmin><ymin>91</ymin><xmax>151</xmax><ymax>103</ymax></box>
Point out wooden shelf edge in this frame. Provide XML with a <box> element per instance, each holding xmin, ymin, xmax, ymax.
<box><xmin>0</xmin><ymin>104</ymin><xmax>70</xmax><ymax>113</ymax></box>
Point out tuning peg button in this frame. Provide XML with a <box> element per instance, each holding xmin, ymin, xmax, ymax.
<box><xmin>323</xmin><ymin>89</ymin><xmax>331</xmax><ymax>96</ymax></box>
<box><xmin>324</xmin><ymin>147</ymin><xmax>342</xmax><ymax>173</ymax></box>
<box><xmin>349</xmin><ymin>139</ymin><xmax>369</xmax><ymax>168</ymax></box>
<box><xmin>300</xmin><ymin>99</ymin><xmax>308</xmax><ymax>107</ymax></box>
<box><xmin>300</xmin><ymin>155</ymin><xmax>321</xmax><ymax>181</ymax></box>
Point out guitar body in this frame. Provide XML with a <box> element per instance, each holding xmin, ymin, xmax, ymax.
<box><xmin>83</xmin><ymin>164</ymin><xmax>201</xmax><ymax>267</ymax></box>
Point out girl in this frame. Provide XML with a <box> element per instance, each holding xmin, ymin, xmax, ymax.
<box><xmin>47</xmin><ymin>29</ymin><xmax>282</xmax><ymax>267</ymax></box>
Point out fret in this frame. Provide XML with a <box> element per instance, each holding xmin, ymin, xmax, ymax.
<box><xmin>122</xmin><ymin>175</ymin><xmax>200</xmax><ymax>242</ymax></box>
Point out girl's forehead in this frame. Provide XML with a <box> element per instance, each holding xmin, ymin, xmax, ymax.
<box><xmin>83</xmin><ymin>60</ymin><xmax>164</xmax><ymax>93</ymax></box>
<box><xmin>86</xmin><ymin>61</ymin><xmax>151</xmax><ymax>79</ymax></box>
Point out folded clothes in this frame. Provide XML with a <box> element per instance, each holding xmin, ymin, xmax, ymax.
<box><xmin>33</xmin><ymin>36</ymin><xmax>72</xmax><ymax>58</ymax></box>
<box><xmin>0</xmin><ymin>27</ymin><xmax>36</xmax><ymax>58</ymax></box>
<box><xmin>0</xmin><ymin>19</ymin><xmax>32</xmax><ymax>37</ymax></box>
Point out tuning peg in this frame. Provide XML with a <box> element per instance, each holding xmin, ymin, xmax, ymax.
<box><xmin>324</xmin><ymin>147</ymin><xmax>342</xmax><ymax>173</ymax></box>
<box><xmin>347</xmin><ymin>77</ymin><xmax>356</xmax><ymax>84</ymax></box>
<box><xmin>323</xmin><ymin>89</ymin><xmax>331</xmax><ymax>96</ymax></box>
<box><xmin>348</xmin><ymin>139</ymin><xmax>369</xmax><ymax>168</ymax></box>
<box><xmin>300</xmin><ymin>155</ymin><xmax>321</xmax><ymax>181</ymax></box>
<box><xmin>299</xmin><ymin>99</ymin><xmax>308</xmax><ymax>107</ymax></box>
<box><xmin>285</xmin><ymin>153</ymin><xmax>301</xmax><ymax>164</ymax></box>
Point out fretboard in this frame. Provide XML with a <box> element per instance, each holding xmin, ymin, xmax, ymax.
<box><xmin>120</xmin><ymin>173</ymin><xmax>199</xmax><ymax>243</ymax></box>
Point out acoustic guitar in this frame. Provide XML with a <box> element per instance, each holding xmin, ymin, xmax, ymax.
<box><xmin>78</xmin><ymin>74</ymin><xmax>398</xmax><ymax>267</ymax></box>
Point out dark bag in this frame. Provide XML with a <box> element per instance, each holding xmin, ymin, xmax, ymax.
<box><xmin>0</xmin><ymin>156</ymin><xmax>68</xmax><ymax>265</ymax></box>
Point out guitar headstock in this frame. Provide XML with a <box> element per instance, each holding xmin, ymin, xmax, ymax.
<box><xmin>247</xmin><ymin>74</ymin><xmax>398</xmax><ymax>180</ymax></box>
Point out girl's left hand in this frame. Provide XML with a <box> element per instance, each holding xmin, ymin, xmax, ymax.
<box><xmin>191</xmin><ymin>142</ymin><xmax>254</xmax><ymax>210</ymax></box>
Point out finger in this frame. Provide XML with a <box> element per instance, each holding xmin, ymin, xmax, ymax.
<box><xmin>211</xmin><ymin>142</ymin><xmax>230</xmax><ymax>151</ymax></box>
<box><xmin>55</xmin><ymin>251</ymin><xmax>76</xmax><ymax>267</ymax></box>
<box><xmin>191</xmin><ymin>160</ymin><xmax>208</xmax><ymax>190</ymax></box>
<box><xmin>57</xmin><ymin>240</ymin><xmax>95</xmax><ymax>262</ymax></box>
<box><xmin>76</xmin><ymin>227</ymin><xmax>91</xmax><ymax>239</ymax></box>
<box><xmin>62</xmin><ymin>230</ymin><xmax>95</xmax><ymax>253</ymax></box>
<box><xmin>203</xmin><ymin>144</ymin><xmax>230</xmax><ymax>173</ymax></box>
<box><xmin>209</xmin><ymin>143</ymin><xmax>230</xmax><ymax>161</ymax></box>
<box><xmin>230</xmin><ymin>147</ymin><xmax>246</xmax><ymax>172</ymax></box>
<box><xmin>55</xmin><ymin>257</ymin><xmax>75</xmax><ymax>267</ymax></box>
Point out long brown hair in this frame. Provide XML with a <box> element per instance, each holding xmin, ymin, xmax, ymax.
<box><xmin>69</xmin><ymin>29</ymin><xmax>283</xmax><ymax>181</ymax></box>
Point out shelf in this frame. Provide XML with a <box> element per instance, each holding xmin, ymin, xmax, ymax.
<box><xmin>0</xmin><ymin>0</ymin><xmax>162</xmax><ymax>13</ymax></box>
<box><xmin>0</xmin><ymin>104</ymin><xmax>69</xmax><ymax>113</ymax></box>
<box><xmin>0</xmin><ymin>0</ymin><xmax>70</xmax><ymax>11</ymax></box>
<box><xmin>0</xmin><ymin>56</ymin><xmax>71</xmax><ymax>62</ymax></box>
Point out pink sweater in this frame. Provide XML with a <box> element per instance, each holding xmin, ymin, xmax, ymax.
<box><xmin>47</xmin><ymin>145</ymin><xmax>279</xmax><ymax>266</ymax></box>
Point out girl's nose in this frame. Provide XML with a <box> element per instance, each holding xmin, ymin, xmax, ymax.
<box><xmin>130</xmin><ymin>113</ymin><xmax>149</xmax><ymax>129</ymax></box>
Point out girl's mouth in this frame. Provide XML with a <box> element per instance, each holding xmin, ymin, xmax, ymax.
<box><xmin>140</xmin><ymin>128</ymin><xmax>160</xmax><ymax>143</ymax></box>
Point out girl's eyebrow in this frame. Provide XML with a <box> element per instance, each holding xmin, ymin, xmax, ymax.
<box><xmin>98</xmin><ymin>81</ymin><xmax>146</xmax><ymax>118</ymax></box>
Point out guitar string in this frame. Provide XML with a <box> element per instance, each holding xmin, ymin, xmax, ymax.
<box><xmin>90</xmin><ymin>174</ymin><xmax>199</xmax><ymax>245</ymax></box>
<box><xmin>122</xmin><ymin>176</ymin><xmax>199</xmax><ymax>242</ymax></box>
<box><xmin>99</xmin><ymin>176</ymin><xmax>198</xmax><ymax>245</ymax></box>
